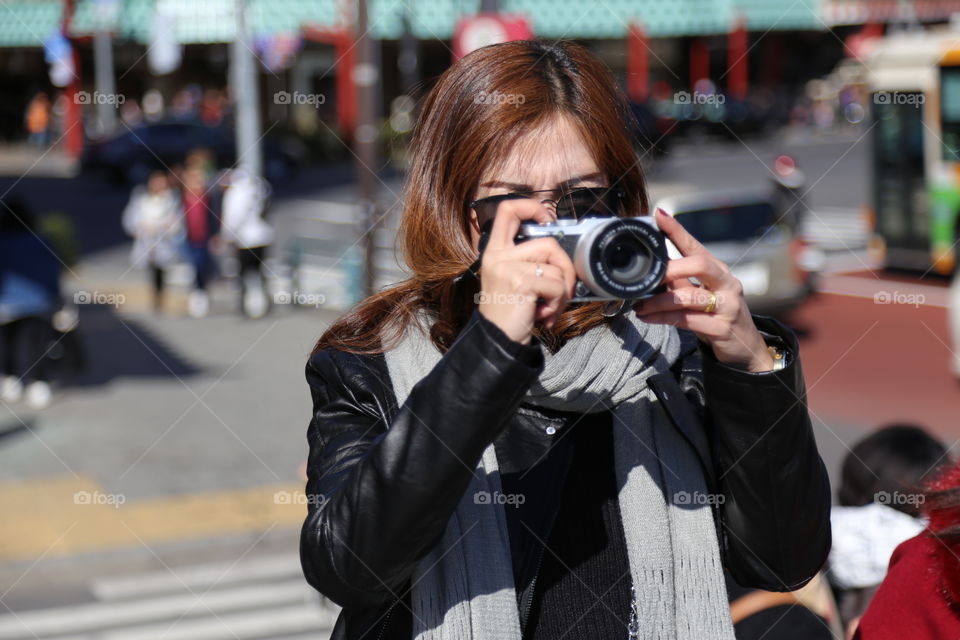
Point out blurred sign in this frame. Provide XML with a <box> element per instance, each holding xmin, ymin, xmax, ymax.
<box><xmin>256</xmin><ymin>34</ymin><xmax>303</xmax><ymax>73</ymax></box>
<box><xmin>44</xmin><ymin>31</ymin><xmax>74</xmax><ymax>87</ymax></box>
<box><xmin>822</xmin><ymin>0</ymin><xmax>960</xmax><ymax>25</ymax></box>
<box><xmin>148</xmin><ymin>6</ymin><xmax>182</xmax><ymax>75</ymax></box>
<box><xmin>452</xmin><ymin>14</ymin><xmax>533</xmax><ymax>60</ymax></box>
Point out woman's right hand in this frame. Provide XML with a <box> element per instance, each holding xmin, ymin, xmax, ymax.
<box><xmin>477</xmin><ymin>200</ymin><xmax>576</xmax><ymax>345</ymax></box>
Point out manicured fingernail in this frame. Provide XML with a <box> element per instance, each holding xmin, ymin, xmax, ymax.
<box><xmin>655</xmin><ymin>208</ymin><xmax>668</xmax><ymax>218</ymax></box>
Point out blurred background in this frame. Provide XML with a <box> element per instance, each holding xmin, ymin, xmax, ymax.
<box><xmin>0</xmin><ymin>0</ymin><xmax>958</xmax><ymax>638</ymax></box>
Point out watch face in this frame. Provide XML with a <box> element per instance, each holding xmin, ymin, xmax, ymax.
<box><xmin>766</xmin><ymin>345</ymin><xmax>785</xmax><ymax>371</ymax></box>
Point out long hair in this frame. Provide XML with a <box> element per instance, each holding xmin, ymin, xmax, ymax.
<box><xmin>314</xmin><ymin>40</ymin><xmax>648</xmax><ymax>355</ymax></box>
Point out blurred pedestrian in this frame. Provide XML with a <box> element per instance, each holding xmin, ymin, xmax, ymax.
<box><xmin>726</xmin><ymin>570</ymin><xmax>839</xmax><ymax>639</ymax></box>
<box><xmin>853</xmin><ymin>457</ymin><xmax>960</xmax><ymax>639</ymax></box>
<box><xmin>0</xmin><ymin>198</ymin><xmax>61</xmax><ymax>408</ymax></box>
<box><xmin>24</xmin><ymin>92</ymin><xmax>51</xmax><ymax>148</ymax></box>
<box><xmin>220</xmin><ymin>168</ymin><xmax>273</xmax><ymax>318</ymax></box>
<box><xmin>829</xmin><ymin>424</ymin><xmax>947</xmax><ymax>638</ymax></box>
<box><xmin>122</xmin><ymin>171</ymin><xmax>183</xmax><ymax>312</ymax></box>
<box><xmin>200</xmin><ymin>88</ymin><xmax>226</xmax><ymax>126</ymax></box>
<box><xmin>120</xmin><ymin>98</ymin><xmax>143</xmax><ymax>127</ymax></box>
<box><xmin>182</xmin><ymin>166</ymin><xmax>218</xmax><ymax>318</ymax></box>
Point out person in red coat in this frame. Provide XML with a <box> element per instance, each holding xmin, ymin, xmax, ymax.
<box><xmin>854</xmin><ymin>459</ymin><xmax>960</xmax><ymax>639</ymax></box>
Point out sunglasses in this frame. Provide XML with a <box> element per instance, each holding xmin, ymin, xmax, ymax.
<box><xmin>468</xmin><ymin>186</ymin><xmax>624</xmax><ymax>231</ymax></box>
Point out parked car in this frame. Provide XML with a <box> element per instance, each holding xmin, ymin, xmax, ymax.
<box><xmin>653</xmin><ymin>186</ymin><xmax>821</xmax><ymax>316</ymax></box>
<box><xmin>81</xmin><ymin>119</ymin><xmax>307</xmax><ymax>186</ymax></box>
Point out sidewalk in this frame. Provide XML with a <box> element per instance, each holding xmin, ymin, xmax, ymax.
<box><xmin>0</xmin><ymin>143</ymin><xmax>79</xmax><ymax>179</ymax></box>
<box><xmin>0</xmin><ymin>221</ymin><xmax>345</xmax><ymax>578</ymax></box>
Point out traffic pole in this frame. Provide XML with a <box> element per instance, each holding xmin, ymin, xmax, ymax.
<box><xmin>355</xmin><ymin>0</ymin><xmax>381</xmax><ymax>299</ymax></box>
<box><xmin>231</xmin><ymin>0</ymin><xmax>263</xmax><ymax>179</ymax></box>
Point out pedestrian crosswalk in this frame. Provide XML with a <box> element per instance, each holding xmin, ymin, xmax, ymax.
<box><xmin>0</xmin><ymin>554</ymin><xmax>340</xmax><ymax>640</ymax></box>
<box><xmin>800</xmin><ymin>207</ymin><xmax>872</xmax><ymax>251</ymax></box>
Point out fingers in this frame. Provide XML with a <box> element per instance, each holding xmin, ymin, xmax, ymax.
<box><xmin>634</xmin><ymin>309</ymin><xmax>727</xmax><ymax>339</ymax></box>
<box><xmin>526</xmin><ymin>262</ymin><xmax>567</xmax><ymax>324</ymax></box>
<box><xmin>509</xmin><ymin>238</ymin><xmax>577</xmax><ymax>294</ymax></box>
<box><xmin>485</xmin><ymin>199</ymin><xmax>557</xmax><ymax>250</ymax></box>
<box><xmin>527</xmin><ymin>261</ymin><xmax>564</xmax><ymax>284</ymax></box>
<box><xmin>481</xmin><ymin>259</ymin><xmax>568</xmax><ymax>304</ymax></box>
<box><xmin>663</xmin><ymin>253</ymin><xmax>729</xmax><ymax>290</ymax></box>
<box><xmin>655</xmin><ymin>208</ymin><xmax>707</xmax><ymax>258</ymax></box>
<box><xmin>635</xmin><ymin>287</ymin><xmax>721</xmax><ymax>316</ymax></box>
<box><xmin>528</xmin><ymin>271</ymin><xmax>569</xmax><ymax>325</ymax></box>
<box><xmin>480</xmin><ymin>259</ymin><xmax>570</xmax><ymax>327</ymax></box>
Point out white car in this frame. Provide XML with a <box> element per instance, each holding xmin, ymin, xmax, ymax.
<box><xmin>653</xmin><ymin>187</ymin><xmax>821</xmax><ymax>316</ymax></box>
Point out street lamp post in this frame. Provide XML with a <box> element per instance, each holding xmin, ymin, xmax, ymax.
<box><xmin>231</xmin><ymin>0</ymin><xmax>263</xmax><ymax>179</ymax></box>
<box><xmin>355</xmin><ymin>0</ymin><xmax>381</xmax><ymax>299</ymax></box>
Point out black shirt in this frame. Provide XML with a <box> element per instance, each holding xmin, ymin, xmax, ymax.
<box><xmin>498</xmin><ymin>408</ymin><xmax>633</xmax><ymax>639</ymax></box>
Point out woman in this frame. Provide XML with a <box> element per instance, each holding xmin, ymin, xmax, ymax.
<box><xmin>181</xmin><ymin>165</ymin><xmax>218</xmax><ymax>318</ymax></box>
<box><xmin>300</xmin><ymin>41</ymin><xmax>831</xmax><ymax>640</ymax></box>
<box><xmin>852</xmin><ymin>458</ymin><xmax>960</xmax><ymax>638</ymax></box>
<box><xmin>219</xmin><ymin>168</ymin><xmax>273</xmax><ymax>318</ymax></box>
<box><xmin>829</xmin><ymin>424</ymin><xmax>946</xmax><ymax>637</ymax></box>
<box><xmin>122</xmin><ymin>170</ymin><xmax>183</xmax><ymax>312</ymax></box>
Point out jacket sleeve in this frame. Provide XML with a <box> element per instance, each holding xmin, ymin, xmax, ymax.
<box><xmin>300</xmin><ymin>309</ymin><xmax>544</xmax><ymax>608</ymax></box>
<box><xmin>700</xmin><ymin>315</ymin><xmax>832</xmax><ymax>592</ymax></box>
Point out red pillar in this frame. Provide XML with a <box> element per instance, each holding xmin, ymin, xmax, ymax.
<box><xmin>689</xmin><ymin>38</ymin><xmax>709</xmax><ymax>89</ymax></box>
<box><xmin>63</xmin><ymin>48</ymin><xmax>84</xmax><ymax>158</ymax></box>
<box><xmin>302</xmin><ymin>26</ymin><xmax>356</xmax><ymax>140</ymax></box>
<box><xmin>61</xmin><ymin>0</ymin><xmax>84</xmax><ymax>158</ymax></box>
<box><xmin>727</xmin><ymin>16</ymin><xmax>748</xmax><ymax>100</ymax></box>
<box><xmin>335</xmin><ymin>31</ymin><xmax>356</xmax><ymax>138</ymax></box>
<box><xmin>627</xmin><ymin>23</ymin><xmax>649</xmax><ymax>103</ymax></box>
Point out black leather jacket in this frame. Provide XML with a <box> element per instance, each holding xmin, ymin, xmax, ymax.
<box><xmin>300</xmin><ymin>308</ymin><xmax>832</xmax><ymax>640</ymax></box>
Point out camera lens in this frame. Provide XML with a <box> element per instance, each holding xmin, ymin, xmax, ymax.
<box><xmin>603</xmin><ymin>236</ymin><xmax>652</xmax><ymax>284</ymax></box>
<box><xmin>574</xmin><ymin>217</ymin><xmax>667</xmax><ymax>299</ymax></box>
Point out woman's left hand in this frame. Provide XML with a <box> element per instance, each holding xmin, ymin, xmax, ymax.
<box><xmin>633</xmin><ymin>209</ymin><xmax>775</xmax><ymax>373</ymax></box>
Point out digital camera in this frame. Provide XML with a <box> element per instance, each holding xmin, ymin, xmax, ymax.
<box><xmin>515</xmin><ymin>216</ymin><xmax>667</xmax><ymax>302</ymax></box>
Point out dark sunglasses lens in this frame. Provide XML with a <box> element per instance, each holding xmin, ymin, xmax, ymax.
<box><xmin>473</xmin><ymin>193</ymin><xmax>530</xmax><ymax>229</ymax></box>
<box><xmin>558</xmin><ymin>188</ymin><xmax>620</xmax><ymax>219</ymax></box>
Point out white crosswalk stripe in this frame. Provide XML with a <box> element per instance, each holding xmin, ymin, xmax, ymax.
<box><xmin>800</xmin><ymin>207</ymin><xmax>872</xmax><ymax>250</ymax></box>
<box><xmin>278</xmin><ymin>198</ymin><xmax>408</xmax><ymax>310</ymax></box>
<box><xmin>0</xmin><ymin>554</ymin><xmax>339</xmax><ymax>640</ymax></box>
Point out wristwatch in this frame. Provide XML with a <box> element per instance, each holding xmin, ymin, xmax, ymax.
<box><xmin>767</xmin><ymin>345</ymin><xmax>789</xmax><ymax>371</ymax></box>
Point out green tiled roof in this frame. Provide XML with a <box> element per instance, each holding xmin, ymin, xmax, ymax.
<box><xmin>0</xmin><ymin>1</ymin><xmax>63</xmax><ymax>48</ymax></box>
<box><xmin>0</xmin><ymin>0</ymin><xmax>822</xmax><ymax>48</ymax></box>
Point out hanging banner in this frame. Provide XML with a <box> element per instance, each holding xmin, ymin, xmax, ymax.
<box><xmin>44</xmin><ymin>31</ymin><xmax>75</xmax><ymax>87</ymax></box>
<box><xmin>148</xmin><ymin>7</ymin><xmax>182</xmax><ymax>75</ymax></box>
<box><xmin>255</xmin><ymin>33</ymin><xmax>303</xmax><ymax>73</ymax></box>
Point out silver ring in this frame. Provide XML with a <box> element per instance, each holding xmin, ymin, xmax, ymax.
<box><xmin>534</xmin><ymin>264</ymin><xmax>544</xmax><ymax>278</ymax></box>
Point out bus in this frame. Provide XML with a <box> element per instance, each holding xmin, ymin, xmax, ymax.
<box><xmin>866</xmin><ymin>28</ymin><xmax>960</xmax><ymax>275</ymax></box>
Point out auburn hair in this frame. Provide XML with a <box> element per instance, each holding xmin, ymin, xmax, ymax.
<box><xmin>313</xmin><ymin>40</ymin><xmax>648</xmax><ymax>355</ymax></box>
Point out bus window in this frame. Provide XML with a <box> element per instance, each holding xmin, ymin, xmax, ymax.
<box><xmin>872</xmin><ymin>91</ymin><xmax>926</xmax><ymax>254</ymax></box>
<box><xmin>942</xmin><ymin>67</ymin><xmax>960</xmax><ymax>162</ymax></box>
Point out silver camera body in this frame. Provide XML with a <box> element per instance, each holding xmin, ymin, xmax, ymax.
<box><xmin>515</xmin><ymin>216</ymin><xmax>668</xmax><ymax>302</ymax></box>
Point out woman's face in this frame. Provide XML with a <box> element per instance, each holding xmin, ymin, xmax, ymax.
<box><xmin>468</xmin><ymin>116</ymin><xmax>605</xmax><ymax>252</ymax></box>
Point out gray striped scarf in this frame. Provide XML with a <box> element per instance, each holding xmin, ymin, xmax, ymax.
<box><xmin>382</xmin><ymin>310</ymin><xmax>735</xmax><ymax>640</ymax></box>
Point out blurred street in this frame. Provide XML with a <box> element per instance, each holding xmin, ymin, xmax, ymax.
<box><xmin>0</xmin><ymin>129</ymin><xmax>955</xmax><ymax>638</ymax></box>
